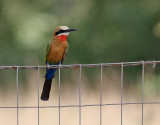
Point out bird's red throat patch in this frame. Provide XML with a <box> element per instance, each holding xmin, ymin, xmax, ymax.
<box><xmin>57</xmin><ymin>35</ymin><xmax>68</xmax><ymax>41</ymax></box>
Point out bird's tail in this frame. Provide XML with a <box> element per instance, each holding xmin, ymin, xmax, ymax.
<box><xmin>41</xmin><ymin>78</ymin><xmax>53</xmax><ymax>101</ymax></box>
<box><xmin>41</xmin><ymin>67</ymin><xmax>57</xmax><ymax>101</ymax></box>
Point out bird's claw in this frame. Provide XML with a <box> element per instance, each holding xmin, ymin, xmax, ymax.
<box><xmin>12</xmin><ymin>66</ymin><xmax>17</xmax><ymax>70</ymax></box>
<box><xmin>74</xmin><ymin>65</ymin><xmax>79</xmax><ymax>70</ymax></box>
<box><xmin>47</xmin><ymin>63</ymin><xmax>50</xmax><ymax>69</ymax></box>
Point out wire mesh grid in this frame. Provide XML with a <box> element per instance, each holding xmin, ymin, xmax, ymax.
<box><xmin>0</xmin><ymin>60</ymin><xmax>160</xmax><ymax>125</ymax></box>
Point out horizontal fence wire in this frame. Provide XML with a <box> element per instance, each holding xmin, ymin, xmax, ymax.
<box><xmin>0</xmin><ymin>60</ymin><xmax>159</xmax><ymax>70</ymax></box>
<box><xmin>1</xmin><ymin>102</ymin><xmax>160</xmax><ymax>109</ymax></box>
<box><xmin>0</xmin><ymin>60</ymin><xmax>160</xmax><ymax>125</ymax></box>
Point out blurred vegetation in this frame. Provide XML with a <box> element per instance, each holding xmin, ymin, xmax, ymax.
<box><xmin>1</xmin><ymin>0</ymin><xmax>160</xmax><ymax>86</ymax></box>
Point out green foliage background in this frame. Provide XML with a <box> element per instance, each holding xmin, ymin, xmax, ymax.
<box><xmin>1</xmin><ymin>0</ymin><xmax>160</xmax><ymax>85</ymax></box>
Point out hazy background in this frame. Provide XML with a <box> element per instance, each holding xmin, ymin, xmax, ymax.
<box><xmin>1</xmin><ymin>0</ymin><xmax>160</xmax><ymax>124</ymax></box>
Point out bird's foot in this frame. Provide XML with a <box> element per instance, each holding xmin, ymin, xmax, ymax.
<box><xmin>47</xmin><ymin>63</ymin><xmax>50</xmax><ymax>69</ymax></box>
<box><xmin>74</xmin><ymin>65</ymin><xmax>79</xmax><ymax>70</ymax></box>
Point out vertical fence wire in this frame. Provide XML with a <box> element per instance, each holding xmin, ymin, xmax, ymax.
<box><xmin>142</xmin><ymin>61</ymin><xmax>144</xmax><ymax>125</ymax></box>
<box><xmin>37</xmin><ymin>66</ymin><xmax>40</xmax><ymax>125</ymax></box>
<box><xmin>59</xmin><ymin>65</ymin><xmax>61</xmax><ymax>125</ymax></box>
<box><xmin>100</xmin><ymin>64</ymin><xmax>103</xmax><ymax>125</ymax></box>
<box><xmin>16</xmin><ymin>67</ymin><xmax>19</xmax><ymax>125</ymax></box>
<box><xmin>79</xmin><ymin>65</ymin><xmax>82</xmax><ymax>125</ymax></box>
<box><xmin>121</xmin><ymin>63</ymin><xmax>124</xmax><ymax>125</ymax></box>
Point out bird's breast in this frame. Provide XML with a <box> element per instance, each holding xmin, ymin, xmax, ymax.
<box><xmin>47</xmin><ymin>41</ymin><xmax>68</xmax><ymax>63</ymax></box>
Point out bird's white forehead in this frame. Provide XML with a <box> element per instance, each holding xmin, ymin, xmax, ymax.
<box><xmin>59</xmin><ymin>26</ymin><xmax>69</xmax><ymax>30</ymax></box>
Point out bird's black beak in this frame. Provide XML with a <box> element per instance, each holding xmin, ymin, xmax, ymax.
<box><xmin>67</xmin><ymin>28</ymin><xmax>78</xmax><ymax>32</ymax></box>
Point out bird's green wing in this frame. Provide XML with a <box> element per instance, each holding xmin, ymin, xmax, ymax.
<box><xmin>45</xmin><ymin>42</ymin><xmax>51</xmax><ymax>64</ymax></box>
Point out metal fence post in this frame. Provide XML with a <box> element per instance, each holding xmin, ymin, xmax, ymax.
<box><xmin>16</xmin><ymin>66</ymin><xmax>19</xmax><ymax>125</ymax></box>
<box><xmin>142</xmin><ymin>61</ymin><xmax>144</xmax><ymax>125</ymax></box>
<box><xmin>37</xmin><ymin>66</ymin><xmax>40</xmax><ymax>125</ymax></box>
<box><xmin>100</xmin><ymin>64</ymin><xmax>103</xmax><ymax>125</ymax></box>
<box><xmin>79</xmin><ymin>65</ymin><xmax>82</xmax><ymax>125</ymax></box>
<box><xmin>121</xmin><ymin>62</ymin><xmax>124</xmax><ymax>125</ymax></box>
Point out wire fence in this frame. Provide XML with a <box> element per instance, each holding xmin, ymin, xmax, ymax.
<box><xmin>0</xmin><ymin>60</ymin><xmax>160</xmax><ymax>125</ymax></box>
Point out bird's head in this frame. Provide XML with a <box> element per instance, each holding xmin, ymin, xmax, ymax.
<box><xmin>53</xmin><ymin>26</ymin><xmax>78</xmax><ymax>41</ymax></box>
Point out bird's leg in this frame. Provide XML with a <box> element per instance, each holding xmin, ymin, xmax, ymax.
<box><xmin>47</xmin><ymin>62</ymin><xmax>50</xmax><ymax>69</ymax></box>
<box><xmin>60</xmin><ymin>61</ymin><xmax>62</xmax><ymax>65</ymax></box>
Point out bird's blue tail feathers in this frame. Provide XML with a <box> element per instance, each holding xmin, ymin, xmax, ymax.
<box><xmin>45</xmin><ymin>68</ymin><xmax>57</xmax><ymax>79</ymax></box>
<box><xmin>45</xmin><ymin>62</ymin><xmax>60</xmax><ymax>79</ymax></box>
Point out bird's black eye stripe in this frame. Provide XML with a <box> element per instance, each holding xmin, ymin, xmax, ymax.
<box><xmin>55</xmin><ymin>30</ymin><xmax>66</xmax><ymax>36</ymax></box>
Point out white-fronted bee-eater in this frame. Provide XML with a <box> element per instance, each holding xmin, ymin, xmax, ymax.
<box><xmin>41</xmin><ymin>26</ymin><xmax>78</xmax><ymax>101</ymax></box>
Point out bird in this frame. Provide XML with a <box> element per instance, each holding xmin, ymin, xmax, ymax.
<box><xmin>41</xmin><ymin>26</ymin><xmax>78</xmax><ymax>101</ymax></box>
